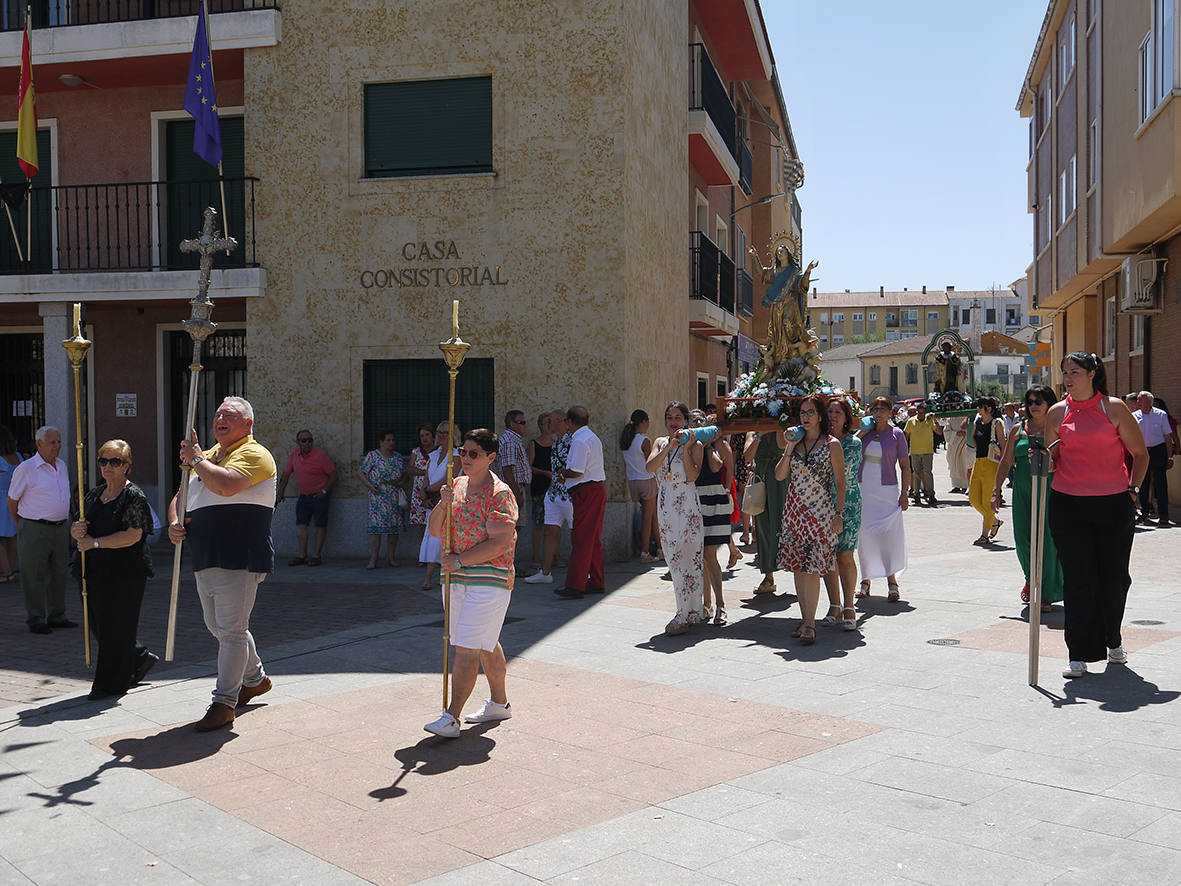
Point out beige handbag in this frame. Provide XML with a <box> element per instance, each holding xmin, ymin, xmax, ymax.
<box><xmin>741</xmin><ymin>473</ymin><xmax>766</xmax><ymax>516</ymax></box>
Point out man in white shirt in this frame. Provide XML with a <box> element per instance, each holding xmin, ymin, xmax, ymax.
<box><xmin>7</xmin><ymin>426</ymin><xmax>74</xmax><ymax>634</ymax></box>
<box><xmin>1134</xmin><ymin>390</ymin><xmax>1174</xmax><ymax>527</ymax></box>
<box><xmin>554</xmin><ymin>405</ymin><xmax>606</xmax><ymax>600</ymax></box>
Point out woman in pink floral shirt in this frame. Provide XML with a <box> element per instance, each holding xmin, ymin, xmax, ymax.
<box><xmin>424</xmin><ymin>429</ymin><xmax>519</xmax><ymax>739</ymax></box>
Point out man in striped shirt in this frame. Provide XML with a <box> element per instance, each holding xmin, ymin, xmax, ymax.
<box><xmin>168</xmin><ymin>396</ymin><xmax>276</xmax><ymax>733</ymax></box>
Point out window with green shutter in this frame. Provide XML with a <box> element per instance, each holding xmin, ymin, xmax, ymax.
<box><xmin>364</xmin><ymin>77</ymin><xmax>493</xmax><ymax>179</ymax></box>
<box><xmin>363</xmin><ymin>358</ymin><xmax>495</xmax><ymax>456</ymax></box>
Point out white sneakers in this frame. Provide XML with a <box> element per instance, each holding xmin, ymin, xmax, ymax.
<box><xmin>464</xmin><ymin>699</ymin><xmax>512</xmax><ymax>723</ymax></box>
<box><xmin>1064</xmin><ymin>648</ymin><xmax>1128</xmax><ymax>678</ymax></box>
<box><xmin>424</xmin><ymin>712</ymin><xmax>460</xmax><ymax>738</ymax></box>
<box><xmin>425</xmin><ymin>702</ymin><xmax>513</xmax><ymax>736</ymax></box>
<box><xmin>524</xmin><ymin>570</ymin><xmax>554</xmax><ymax>585</ymax></box>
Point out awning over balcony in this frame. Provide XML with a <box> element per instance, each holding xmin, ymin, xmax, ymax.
<box><xmin>694</xmin><ymin>0</ymin><xmax>772</xmax><ymax>81</ymax></box>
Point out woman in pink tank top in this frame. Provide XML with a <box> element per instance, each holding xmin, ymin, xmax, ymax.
<box><xmin>1044</xmin><ymin>352</ymin><xmax>1148</xmax><ymax>679</ymax></box>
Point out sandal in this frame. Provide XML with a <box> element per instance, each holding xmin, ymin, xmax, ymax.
<box><xmin>713</xmin><ymin>607</ymin><xmax>727</xmax><ymax>626</ymax></box>
<box><xmin>0</xmin><ymin>572</ymin><xmax>15</xmax><ymax>583</ymax></box>
<box><xmin>754</xmin><ymin>578</ymin><xmax>777</xmax><ymax>595</ymax></box>
<box><xmin>855</xmin><ymin>580</ymin><xmax>870</xmax><ymax>599</ymax></box>
<box><xmin>887</xmin><ymin>582</ymin><xmax>900</xmax><ymax>602</ymax></box>
<box><xmin>973</xmin><ymin>535</ymin><xmax>990</xmax><ymax>546</ymax></box>
<box><xmin>791</xmin><ymin>622</ymin><xmax>803</xmax><ymax>638</ymax></box>
<box><xmin>820</xmin><ymin>605</ymin><xmax>842</xmax><ymax>626</ymax></box>
<box><xmin>702</xmin><ymin>606</ymin><xmax>714</xmax><ymax>623</ymax></box>
<box><xmin>1020</xmin><ymin>582</ymin><xmax>1030</xmax><ymax>603</ymax></box>
<box><xmin>726</xmin><ymin>549</ymin><xmax>743</xmax><ymax>569</ymax></box>
<box><xmin>989</xmin><ymin>519</ymin><xmax>1003</xmax><ymax>540</ymax></box>
<box><xmin>799</xmin><ymin>624</ymin><xmax>816</xmax><ymax>645</ymax></box>
<box><xmin>841</xmin><ymin>607</ymin><xmax>858</xmax><ymax>631</ymax></box>
<box><xmin>665</xmin><ymin>617</ymin><xmax>689</xmax><ymax>636</ymax></box>
<box><xmin>365</xmin><ymin>561</ymin><xmax>377</xmax><ymax>571</ymax></box>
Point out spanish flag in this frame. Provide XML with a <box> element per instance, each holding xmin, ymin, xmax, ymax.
<box><xmin>16</xmin><ymin>19</ymin><xmax>37</xmax><ymax>179</ymax></box>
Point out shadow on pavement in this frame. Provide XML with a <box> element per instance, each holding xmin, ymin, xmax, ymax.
<box><xmin>370</xmin><ymin>722</ymin><xmax>499</xmax><ymax>801</ymax></box>
<box><xmin>108</xmin><ymin>722</ymin><xmax>238</xmax><ymax>768</ymax></box>
<box><xmin>1043</xmin><ymin>665</ymin><xmax>1181</xmax><ymax>712</ymax></box>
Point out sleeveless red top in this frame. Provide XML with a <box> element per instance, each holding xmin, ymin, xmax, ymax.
<box><xmin>1052</xmin><ymin>393</ymin><xmax>1129</xmax><ymax>496</ymax></box>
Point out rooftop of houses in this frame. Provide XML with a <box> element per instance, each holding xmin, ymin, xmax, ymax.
<box><xmin>809</xmin><ymin>289</ymin><xmax>950</xmax><ymax>308</ymax></box>
<box><xmin>858</xmin><ymin>335</ymin><xmax>935</xmax><ymax>359</ymax></box>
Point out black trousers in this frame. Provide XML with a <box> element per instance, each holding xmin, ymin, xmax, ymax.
<box><xmin>1139</xmin><ymin>443</ymin><xmax>1170</xmax><ymax>521</ymax></box>
<box><xmin>1048</xmin><ymin>490</ymin><xmax>1135</xmax><ymax>663</ymax></box>
<box><xmin>86</xmin><ymin>571</ymin><xmax>149</xmax><ymax>695</ymax></box>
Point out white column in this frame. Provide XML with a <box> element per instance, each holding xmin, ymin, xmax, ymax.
<box><xmin>38</xmin><ymin>302</ymin><xmax>76</xmax><ymax>468</ymax></box>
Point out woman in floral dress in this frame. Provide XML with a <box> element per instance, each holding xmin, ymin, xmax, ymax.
<box><xmin>774</xmin><ymin>394</ymin><xmax>846</xmax><ymax>645</ymax></box>
<box><xmin>821</xmin><ymin>397</ymin><xmax>862</xmax><ymax>631</ymax></box>
<box><xmin>407</xmin><ymin>424</ymin><xmax>435</xmax><ymax>560</ymax></box>
<box><xmin>645</xmin><ymin>402</ymin><xmax>704</xmax><ymax>636</ymax></box>
<box><xmin>358</xmin><ymin>429</ymin><xmax>406</xmax><ymax>569</ymax></box>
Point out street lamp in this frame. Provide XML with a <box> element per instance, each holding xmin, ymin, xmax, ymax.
<box><xmin>730</xmin><ymin>191</ymin><xmax>784</xmax><ymax>220</ymax></box>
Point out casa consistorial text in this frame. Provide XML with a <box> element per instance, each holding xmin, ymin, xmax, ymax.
<box><xmin>360</xmin><ymin>241</ymin><xmax>508</xmax><ymax>289</ymax></box>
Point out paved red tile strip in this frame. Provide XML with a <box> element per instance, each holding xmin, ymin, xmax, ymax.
<box><xmin>951</xmin><ymin>620</ymin><xmax>1179</xmax><ymax>657</ymax></box>
<box><xmin>92</xmin><ymin>658</ymin><xmax>880</xmax><ymax>886</ymax></box>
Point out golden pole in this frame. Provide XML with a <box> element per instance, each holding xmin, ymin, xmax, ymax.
<box><xmin>61</xmin><ymin>302</ymin><xmax>92</xmax><ymax>667</ymax></box>
<box><xmin>438</xmin><ymin>299</ymin><xmax>470</xmax><ymax>712</ymax></box>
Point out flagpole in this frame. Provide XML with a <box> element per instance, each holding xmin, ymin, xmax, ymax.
<box><xmin>200</xmin><ymin>0</ymin><xmax>230</xmax><ymax>245</ymax></box>
<box><xmin>24</xmin><ymin>6</ymin><xmax>31</xmax><ymax>264</ymax></box>
<box><xmin>0</xmin><ymin>177</ymin><xmax>26</xmax><ymax>262</ymax></box>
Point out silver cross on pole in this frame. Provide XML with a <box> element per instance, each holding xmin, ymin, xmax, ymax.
<box><xmin>165</xmin><ymin>206</ymin><xmax>237</xmax><ymax>661</ymax></box>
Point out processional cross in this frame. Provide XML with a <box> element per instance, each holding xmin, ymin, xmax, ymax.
<box><xmin>165</xmin><ymin>206</ymin><xmax>237</xmax><ymax>661</ymax></box>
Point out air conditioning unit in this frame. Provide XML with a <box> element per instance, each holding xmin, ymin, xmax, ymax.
<box><xmin>1120</xmin><ymin>255</ymin><xmax>1166</xmax><ymax>314</ymax></box>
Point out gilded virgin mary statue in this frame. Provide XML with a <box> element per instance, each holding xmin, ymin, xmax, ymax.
<box><xmin>752</xmin><ymin>231</ymin><xmax>821</xmax><ymax>382</ymax></box>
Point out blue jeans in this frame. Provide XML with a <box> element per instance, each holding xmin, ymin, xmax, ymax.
<box><xmin>195</xmin><ymin>567</ymin><xmax>266</xmax><ymax>708</ymax></box>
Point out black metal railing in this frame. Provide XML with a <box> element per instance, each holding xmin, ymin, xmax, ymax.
<box><xmin>689</xmin><ymin>43</ymin><xmax>737</xmax><ymax>161</ymax></box>
<box><xmin>737</xmin><ymin>268</ymin><xmax>753</xmax><ymax>316</ymax></box>
<box><xmin>718</xmin><ymin>251</ymin><xmax>735</xmax><ymax>315</ymax></box>
<box><xmin>738</xmin><ymin>138</ymin><xmax>752</xmax><ymax>195</ymax></box>
<box><xmin>689</xmin><ymin>230</ymin><xmax>735</xmax><ymax>316</ymax></box>
<box><xmin>0</xmin><ymin>176</ymin><xmax>258</xmax><ymax>274</ymax></box>
<box><xmin>2</xmin><ymin>0</ymin><xmax>278</xmax><ymax>30</ymax></box>
<box><xmin>690</xmin><ymin>230</ymin><xmax>718</xmax><ymax>305</ymax></box>
<box><xmin>791</xmin><ymin>192</ymin><xmax>802</xmax><ymax>230</ymax></box>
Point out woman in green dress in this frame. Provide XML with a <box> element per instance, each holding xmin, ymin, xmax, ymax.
<box><xmin>743</xmin><ymin>430</ymin><xmax>789</xmax><ymax>594</ymax></box>
<box><xmin>992</xmin><ymin>385</ymin><xmax>1064</xmax><ymax>612</ymax></box>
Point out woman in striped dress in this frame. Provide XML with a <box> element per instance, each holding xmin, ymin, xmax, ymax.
<box><xmin>692</xmin><ymin>411</ymin><xmax>733</xmax><ymax>626</ymax></box>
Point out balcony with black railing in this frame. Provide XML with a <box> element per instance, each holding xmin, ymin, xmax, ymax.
<box><xmin>0</xmin><ymin>177</ymin><xmax>258</xmax><ymax>274</ymax></box>
<box><xmin>689</xmin><ymin>43</ymin><xmax>739</xmax><ymax>185</ymax></box>
<box><xmin>1</xmin><ymin>0</ymin><xmax>278</xmax><ymax>30</ymax></box>
<box><xmin>738</xmin><ymin>138</ymin><xmax>752</xmax><ymax>195</ymax></box>
<box><xmin>690</xmin><ymin>231</ymin><xmax>737</xmax><ymax>337</ymax></box>
<box><xmin>737</xmin><ymin>268</ymin><xmax>753</xmax><ymax>316</ymax></box>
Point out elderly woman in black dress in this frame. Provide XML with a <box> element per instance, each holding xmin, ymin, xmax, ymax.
<box><xmin>70</xmin><ymin>439</ymin><xmax>157</xmax><ymax>700</ymax></box>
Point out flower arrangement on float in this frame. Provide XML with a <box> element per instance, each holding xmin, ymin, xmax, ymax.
<box><xmin>720</xmin><ymin>359</ymin><xmax>863</xmax><ymax>432</ymax></box>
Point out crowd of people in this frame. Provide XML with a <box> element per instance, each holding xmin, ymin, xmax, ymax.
<box><xmin>3</xmin><ymin>359</ymin><xmax>1177</xmax><ymax>735</ymax></box>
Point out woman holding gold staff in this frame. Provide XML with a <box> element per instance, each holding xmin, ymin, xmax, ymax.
<box><xmin>424</xmin><ymin>429</ymin><xmax>518</xmax><ymax>738</ymax></box>
<box><xmin>69</xmin><ymin>440</ymin><xmax>158</xmax><ymax>700</ymax></box>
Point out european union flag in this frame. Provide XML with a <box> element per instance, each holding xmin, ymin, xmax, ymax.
<box><xmin>183</xmin><ymin>2</ymin><xmax>221</xmax><ymax>168</ymax></box>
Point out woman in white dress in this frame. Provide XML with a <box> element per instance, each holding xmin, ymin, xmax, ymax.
<box><xmin>419</xmin><ymin>422</ymin><xmax>460</xmax><ymax>589</ymax></box>
<box><xmin>645</xmin><ymin>402</ymin><xmax>704</xmax><ymax>636</ymax></box>
<box><xmin>855</xmin><ymin>396</ymin><xmax>911</xmax><ymax>601</ymax></box>
<box><xmin>943</xmin><ymin>416</ymin><xmax>973</xmax><ymax>493</ymax></box>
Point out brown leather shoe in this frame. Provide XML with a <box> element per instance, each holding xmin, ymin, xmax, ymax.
<box><xmin>236</xmin><ymin>675</ymin><xmax>272</xmax><ymax>708</ymax></box>
<box><xmin>193</xmin><ymin>702</ymin><xmax>235</xmax><ymax>733</ymax></box>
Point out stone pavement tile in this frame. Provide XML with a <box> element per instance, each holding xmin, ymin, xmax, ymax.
<box><xmin>458</xmin><ymin>766</ymin><xmax>580</xmax><ymax>811</ymax></box>
<box><xmin>700</xmin><ymin>841</ymin><xmax>923</xmax><ymax>886</ymax></box>
<box><xmin>722</xmin><ymin>729</ymin><xmax>833</xmax><ymax>760</ymax></box>
<box><xmin>1130</xmin><ymin>810</ymin><xmax>1181</xmax><ymax>849</ymax></box>
<box><xmin>185</xmin><ymin>770</ymin><xmax>306</xmax><ymax>813</ymax></box>
<box><xmin>414</xmin><ymin>860</ymin><xmax>547</xmax><ymax>885</ymax></box>
<box><xmin>970</xmin><ymin>782</ymin><xmax>1169</xmax><ymax>840</ymax></box>
<box><xmin>1103</xmin><ymin>771</ymin><xmax>1181</xmax><ymax>811</ymax></box>
<box><xmin>951</xmin><ymin>621</ymin><xmax>1179</xmax><ymax>657</ymax></box>
<box><xmin>12</xmin><ymin>850</ymin><xmax>198</xmax><ymax>886</ymax></box>
<box><xmin>966</xmin><ymin>747</ymin><xmax>1130</xmax><ymax>793</ymax></box>
<box><xmin>281</xmin><ymin>754</ymin><xmax>403</xmax><ymax>810</ymax></box>
<box><xmin>842</xmin><ymin>823</ymin><xmax>1064</xmax><ymax>886</ymax></box>
<box><xmin>330</xmin><ymin>830</ymin><xmax>483</xmax><ymax>886</ymax></box>
<box><xmin>586</xmin><ymin>807</ymin><xmax>767</xmax><ymax>871</ymax></box>
<box><xmin>835</xmin><ymin>702</ymin><xmax>993</xmax><ymax>738</ymax></box>
<box><xmin>846</xmin><ymin>727</ymin><xmax>1008</xmax><ymax>770</ymax></box>
<box><xmin>656</xmin><ymin>783</ymin><xmax>774</xmax><ymax>822</ymax></box>
<box><xmin>0</xmin><ymin>858</ymin><xmax>34</xmax><ymax>886</ymax></box>
<box><xmin>594</xmin><ymin>764</ymin><xmax>715</xmax><ymax>805</ymax></box>
<box><xmin>609</xmin><ymin>734</ymin><xmax>772</xmax><ymax>780</ymax></box>
<box><xmin>233</xmin><ymin>736</ymin><xmax>349</xmax><ymax>776</ymax></box>
<box><xmin>789</xmin><ymin>739</ymin><xmax>893</xmax><ymax>776</ymax></box>
<box><xmin>987</xmin><ymin>820</ymin><xmax>1181</xmax><ymax>883</ymax></box>
<box><xmin>368</xmin><ymin>783</ymin><xmax>510</xmax><ymax>835</ymax></box>
<box><xmin>550</xmin><ymin>849</ymin><xmax>731</xmax><ymax>886</ymax></box>
<box><xmin>512</xmin><ymin>712</ymin><xmax>647</xmax><ymax>751</ymax></box>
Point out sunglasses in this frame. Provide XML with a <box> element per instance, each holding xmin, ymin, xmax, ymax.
<box><xmin>1027</xmin><ymin>398</ymin><xmax>1044</xmax><ymax>406</ymax></box>
<box><xmin>460</xmin><ymin>448</ymin><xmax>487</xmax><ymax>459</ymax></box>
<box><xmin>97</xmin><ymin>457</ymin><xmax>125</xmax><ymax>467</ymax></box>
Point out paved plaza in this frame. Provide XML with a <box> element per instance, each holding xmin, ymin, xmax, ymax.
<box><xmin>2</xmin><ymin>469</ymin><xmax>1181</xmax><ymax>885</ymax></box>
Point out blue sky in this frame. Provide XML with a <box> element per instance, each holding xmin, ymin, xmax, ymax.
<box><xmin>762</xmin><ymin>0</ymin><xmax>1048</xmax><ymax>292</ymax></box>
